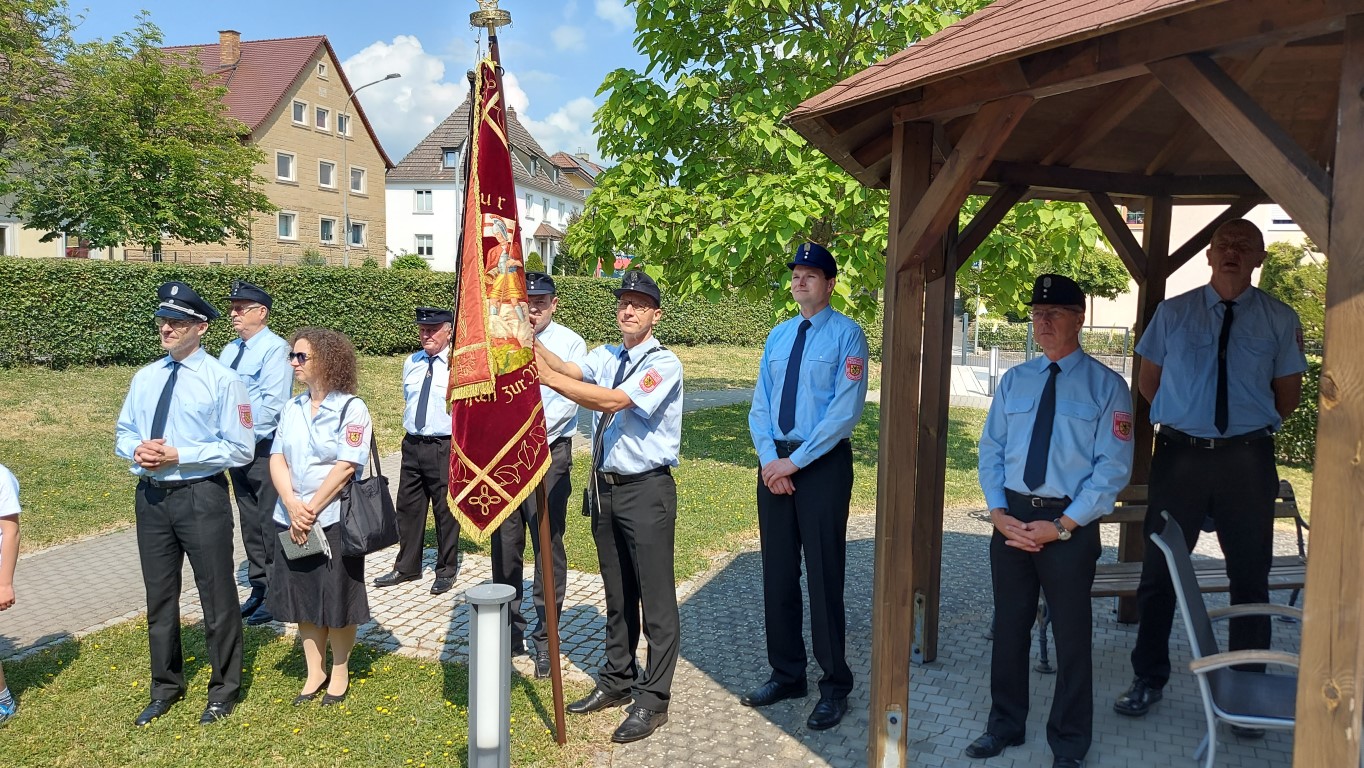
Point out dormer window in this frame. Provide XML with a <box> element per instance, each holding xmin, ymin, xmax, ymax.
<box><xmin>530</xmin><ymin>158</ymin><xmax>540</xmax><ymax>176</ymax></box>
<box><xmin>442</xmin><ymin>147</ymin><xmax>460</xmax><ymax>169</ymax></box>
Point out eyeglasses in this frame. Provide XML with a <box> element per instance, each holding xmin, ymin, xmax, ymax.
<box><xmin>1029</xmin><ymin>308</ymin><xmax>1079</xmax><ymax>322</ymax></box>
<box><xmin>155</xmin><ymin>317</ymin><xmax>195</xmax><ymax>330</ymax></box>
<box><xmin>229</xmin><ymin>304</ymin><xmax>264</xmax><ymax>314</ymax></box>
<box><xmin>617</xmin><ymin>298</ymin><xmax>657</xmax><ymax>311</ymax></box>
<box><xmin>288</xmin><ymin>352</ymin><xmax>310</xmax><ymax>364</ymax></box>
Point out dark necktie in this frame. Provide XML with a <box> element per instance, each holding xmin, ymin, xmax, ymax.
<box><xmin>414</xmin><ymin>356</ymin><xmax>436</xmax><ymax>431</ymax></box>
<box><xmin>594</xmin><ymin>349</ymin><xmax>632</xmax><ymax>470</ymax></box>
<box><xmin>778</xmin><ymin>319</ymin><xmax>812</xmax><ymax>434</ymax></box>
<box><xmin>229</xmin><ymin>340</ymin><xmax>246</xmax><ymax>370</ymax></box>
<box><xmin>150</xmin><ymin>361</ymin><xmax>181</xmax><ymax>440</ymax></box>
<box><xmin>1024</xmin><ymin>362</ymin><xmax>1061</xmax><ymax>491</ymax></box>
<box><xmin>611</xmin><ymin>348</ymin><xmax>631</xmax><ymax>388</ymax></box>
<box><xmin>1215</xmin><ymin>300</ymin><xmax>1236</xmax><ymax>434</ymax></box>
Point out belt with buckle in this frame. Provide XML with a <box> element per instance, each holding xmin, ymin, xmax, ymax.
<box><xmin>405</xmin><ymin>433</ymin><xmax>451</xmax><ymax>444</ymax></box>
<box><xmin>1006</xmin><ymin>489</ymin><xmax>1070</xmax><ymax>509</ymax></box>
<box><xmin>775</xmin><ymin>440</ymin><xmax>803</xmax><ymax>457</ymax></box>
<box><xmin>140</xmin><ymin>473</ymin><xmax>224</xmax><ymax>490</ymax></box>
<box><xmin>1159</xmin><ymin>426</ymin><xmax>1273</xmax><ymax>450</ymax></box>
<box><xmin>597</xmin><ymin>466</ymin><xmax>671</xmax><ymax>486</ymax></box>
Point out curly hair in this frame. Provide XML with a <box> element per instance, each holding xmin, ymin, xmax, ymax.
<box><xmin>289</xmin><ymin>327</ymin><xmax>358</xmax><ymax>396</ymax></box>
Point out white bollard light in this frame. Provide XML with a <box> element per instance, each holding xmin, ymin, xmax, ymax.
<box><xmin>467</xmin><ymin>582</ymin><xmax>517</xmax><ymax>768</ymax></box>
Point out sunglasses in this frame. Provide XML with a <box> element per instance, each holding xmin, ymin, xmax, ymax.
<box><xmin>288</xmin><ymin>352</ymin><xmax>310</xmax><ymax>364</ymax></box>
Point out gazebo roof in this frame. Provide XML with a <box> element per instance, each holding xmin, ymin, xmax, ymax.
<box><xmin>787</xmin><ymin>0</ymin><xmax>1344</xmax><ymax>207</ymax></box>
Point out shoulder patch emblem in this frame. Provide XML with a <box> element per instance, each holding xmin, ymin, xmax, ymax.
<box><xmin>1113</xmin><ymin>411</ymin><xmax>1133</xmax><ymax>441</ymax></box>
<box><xmin>345</xmin><ymin>423</ymin><xmax>365</xmax><ymax>448</ymax></box>
<box><xmin>238</xmin><ymin>404</ymin><xmax>253</xmax><ymax>429</ymax></box>
<box><xmin>845</xmin><ymin>356</ymin><xmax>865</xmax><ymax>381</ymax></box>
<box><xmin>639</xmin><ymin>367</ymin><xmax>663</xmax><ymax>394</ymax></box>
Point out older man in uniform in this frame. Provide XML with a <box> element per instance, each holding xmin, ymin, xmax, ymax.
<box><xmin>374</xmin><ymin>307</ymin><xmax>462</xmax><ymax>595</ymax></box>
<box><xmin>115</xmin><ymin>282</ymin><xmax>254</xmax><ymax>727</ymax></box>
<box><xmin>969</xmin><ymin>274</ymin><xmax>1133</xmax><ymax>768</ymax></box>
<box><xmin>1114</xmin><ymin>219</ymin><xmax>1306</xmax><ymax>735</ymax></box>
<box><xmin>741</xmin><ymin>242</ymin><xmax>868</xmax><ymax>731</ymax></box>
<box><xmin>492</xmin><ymin>272</ymin><xmax>586</xmax><ymax>675</ymax></box>
<box><xmin>535</xmin><ymin>270</ymin><xmax>683</xmax><ymax>744</ymax></box>
<box><xmin>220</xmin><ymin>280</ymin><xmax>292</xmax><ymax>626</ymax></box>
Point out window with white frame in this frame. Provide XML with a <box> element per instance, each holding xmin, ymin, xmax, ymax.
<box><xmin>317</xmin><ymin>62</ymin><xmax>328</xmax><ymax>79</ymax></box>
<box><xmin>350</xmin><ymin>166</ymin><xmax>366</xmax><ymax>194</ymax></box>
<box><xmin>414</xmin><ymin>189</ymin><xmax>433</xmax><ymax>213</ymax></box>
<box><xmin>336</xmin><ymin>113</ymin><xmax>350</xmax><ymax>136</ymax></box>
<box><xmin>559</xmin><ymin>202</ymin><xmax>565</xmax><ymax>219</ymax></box>
<box><xmin>349</xmin><ymin>221</ymin><xmax>367</xmax><ymax>247</ymax></box>
<box><xmin>319</xmin><ymin>216</ymin><xmax>337</xmax><ymax>244</ymax></box>
<box><xmin>276</xmin><ymin>151</ymin><xmax>296</xmax><ymax>182</ymax></box>
<box><xmin>542</xmin><ymin>197</ymin><xmax>549</xmax><ymax>218</ymax></box>
<box><xmin>530</xmin><ymin>158</ymin><xmax>539</xmax><ymax>176</ymax></box>
<box><xmin>291</xmin><ymin>100</ymin><xmax>307</xmax><ymax>124</ymax></box>
<box><xmin>524</xmin><ymin>193</ymin><xmax>534</xmax><ymax>217</ymax></box>
<box><xmin>318</xmin><ymin>160</ymin><xmax>336</xmax><ymax>189</ymax></box>
<box><xmin>277</xmin><ymin>211</ymin><xmax>297</xmax><ymax>240</ymax></box>
<box><xmin>415</xmin><ymin>234</ymin><xmax>434</xmax><ymax>257</ymax></box>
<box><xmin>442</xmin><ymin>147</ymin><xmax>459</xmax><ymax>169</ymax></box>
<box><xmin>315</xmin><ymin>106</ymin><xmax>330</xmax><ymax>131</ymax></box>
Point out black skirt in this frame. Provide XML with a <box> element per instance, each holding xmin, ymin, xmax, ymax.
<box><xmin>267</xmin><ymin>523</ymin><xmax>370</xmax><ymax>628</ymax></box>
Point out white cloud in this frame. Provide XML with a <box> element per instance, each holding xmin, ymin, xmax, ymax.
<box><xmin>501</xmin><ymin>71</ymin><xmax>531</xmax><ymax>115</ymax></box>
<box><xmin>551</xmin><ymin>25</ymin><xmax>587</xmax><ymax>52</ymax></box>
<box><xmin>595</xmin><ymin>0</ymin><xmax>634</xmax><ymax>33</ymax></box>
<box><xmin>342</xmin><ymin>35</ymin><xmax>471</xmax><ymax>162</ymax></box>
<box><xmin>519</xmin><ymin>96</ymin><xmax>601</xmax><ymax>161</ymax></box>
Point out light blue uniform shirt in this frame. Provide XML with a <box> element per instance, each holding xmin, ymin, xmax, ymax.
<box><xmin>580</xmin><ymin>336</ymin><xmax>683</xmax><ymax>474</ymax></box>
<box><xmin>1136</xmin><ymin>284</ymin><xmax>1306</xmax><ymax>438</ymax></box>
<box><xmin>0</xmin><ymin>463</ymin><xmax>18</xmax><ymax>572</ymax></box>
<box><xmin>402</xmin><ymin>347</ymin><xmax>452</xmax><ymax>437</ymax></box>
<box><xmin>219</xmin><ymin>326</ymin><xmax>292</xmax><ymax>443</ymax></box>
<box><xmin>538</xmin><ymin>321</ymin><xmax>587</xmax><ymax>443</ymax></box>
<box><xmin>749</xmin><ymin>306</ymin><xmax>870</xmax><ymax>469</ymax></box>
<box><xmin>271</xmin><ymin>392</ymin><xmax>374</xmax><ymax>528</ymax></box>
<box><xmin>978</xmin><ymin>348</ymin><xmax>1135</xmax><ymax>527</ymax></box>
<box><xmin>115</xmin><ymin>347</ymin><xmax>254</xmax><ymax>481</ymax></box>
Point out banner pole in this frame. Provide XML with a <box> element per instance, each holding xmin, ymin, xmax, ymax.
<box><xmin>535</xmin><ymin>481</ymin><xmax>567</xmax><ymax>744</ymax></box>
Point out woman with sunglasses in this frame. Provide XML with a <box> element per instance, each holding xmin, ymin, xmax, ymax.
<box><xmin>267</xmin><ymin>327</ymin><xmax>372</xmax><ymax>706</ymax></box>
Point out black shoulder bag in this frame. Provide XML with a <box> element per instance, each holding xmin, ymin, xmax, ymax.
<box><xmin>337</xmin><ymin>397</ymin><xmax>400</xmax><ymax>557</ymax></box>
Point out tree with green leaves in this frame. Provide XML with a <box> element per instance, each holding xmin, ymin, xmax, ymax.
<box><xmin>0</xmin><ymin>0</ymin><xmax>77</xmax><ymax>184</ymax></box>
<box><xmin>8</xmin><ymin>15</ymin><xmax>274</xmax><ymax>256</ymax></box>
<box><xmin>1260</xmin><ymin>239</ymin><xmax>1325</xmax><ymax>343</ymax></box>
<box><xmin>571</xmin><ymin>0</ymin><xmax>1107</xmax><ymax>320</ymax></box>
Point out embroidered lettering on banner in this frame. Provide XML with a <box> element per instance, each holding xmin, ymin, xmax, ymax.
<box><xmin>1113</xmin><ymin>411</ymin><xmax>1133</xmax><ymax>441</ymax></box>
<box><xmin>238</xmin><ymin>404</ymin><xmax>253</xmax><ymax>429</ymax></box>
<box><xmin>345</xmin><ymin>423</ymin><xmax>365</xmax><ymax>447</ymax></box>
<box><xmin>640</xmin><ymin>367</ymin><xmax>663</xmax><ymax>393</ymax></box>
<box><xmin>845</xmin><ymin>356</ymin><xmax>864</xmax><ymax>381</ymax></box>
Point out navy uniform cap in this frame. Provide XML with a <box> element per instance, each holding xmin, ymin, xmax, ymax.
<box><xmin>226</xmin><ymin>279</ymin><xmax>273</xmax><ymax>309</ymax></box>
<box><xmin>612</xmin><ymin>270</ymin><xmax>662</xmax><ymax>307</ymax></box>
<box><xmin>786</xmin><ymin>241</ymin><xmax>837</xmax><ymax>279</ymax></box>
<box><xmin>525</xmin><ymin>272</ymin><xmax>557</xmax><ymax>295</ymax></box>
<box><xmin>1025</xmin><ymin>273</ymin><xmax>1086</xmax><ymax>307</ymax></box>
<box><xmin>154</xmin><ymin>281</ymin><xmax>219</xmax><ymax>322</ymax></box>
<box><xmin>415</xmin><ymin>307</ymin><xmax>454</xmax><ymax>325</ymax></box>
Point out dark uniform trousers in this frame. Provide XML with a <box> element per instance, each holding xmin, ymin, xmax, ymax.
<box><xmin>393</xmin><ymin>435</ymin><xmax>460</xmax><ymax>579</ymax></box>
<box><xmin>592</xmin><ymin>468</ymin><xmax>679</xmax><ymax>713</ymax></box>
<box><xmin>228</xmin><ymin>437</ymin><xmax>278</xmax><ymax>593</ymax></box>
<box><xmin>491</xmin><ymin>437</ymin><xmax>572</xmax><ymax>650</ymax></box>
<box><xmin>1131</xmin><ymin>433</ymin><xmax>1278</xmax><ymax>686</ymax></box>
<box><xmin>756</xmin><ymin>439</ymin><xmax>854</xmax><ymax>701</ymax></box>
<box><xmin>990</xmin><ymin>489</ymin><xmax>1101</xmax><ymax>760</ymax></box>
<box><xmin>135</xmin><ymin>474</ymin><xmax>243</xmax><ymax>703</ymax></box>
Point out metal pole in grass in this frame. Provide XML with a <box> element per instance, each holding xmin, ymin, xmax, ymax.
<box><xmin>467</xmin><ymin>582</ymin><xmax>516</xmax><ymax>768</ymax></box>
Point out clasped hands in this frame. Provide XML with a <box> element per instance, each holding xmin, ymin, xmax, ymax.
<box><xmin>284</xmin><ymin>496</ymin><xmax>319</xmax><ymax>544</ymax></box>
<box><xmin>990</xmin><ymin>507</ymin><xmax>1064</xmax><ymax>552</ymax></box>
<box><xmin>760</xmin><ymin>458</ymin><xmax>799</xmax><ymax>495</ymax></box>
<box><xmin>134</xmin><ymin>439</ymin><xmax>180</xmax><ymax>470</ymax></box>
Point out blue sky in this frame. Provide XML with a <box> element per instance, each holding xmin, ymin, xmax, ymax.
<box><xmin>72</xmin><ymin>0</ymin><xmax>648</xmax><ymax>165</ymax></box>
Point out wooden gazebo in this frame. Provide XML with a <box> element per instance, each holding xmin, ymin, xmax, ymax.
<box><xmin>786</xmin><ymin>1</ymin><xmax>1363</xmax><ymax>765</ymax></box>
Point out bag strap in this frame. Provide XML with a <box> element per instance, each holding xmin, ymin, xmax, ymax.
<box><xmin>337</xmin><ymin>396</ymin><xmax>383</xmax><ymax>480</ymax></box>
<box><xmin>591</xmin><ymin>345</ymin><xmax>663</xmax><ymax>470</ymax></box>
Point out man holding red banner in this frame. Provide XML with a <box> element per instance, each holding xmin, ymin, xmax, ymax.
<box><xmin>535</xmin><ymin>270</ymin><xmax>684</xmax><ymax>744</ymax></box>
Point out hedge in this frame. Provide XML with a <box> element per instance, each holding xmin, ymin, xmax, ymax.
<box><xmin>0</xmin><ymin>258</ymin><xmax>800</xmax><ymax>367</ymax></box>
<box><xmin>1276</xmin><ymin>357</ymin><xmax>1321</xmax><ymax>468</ymax></box>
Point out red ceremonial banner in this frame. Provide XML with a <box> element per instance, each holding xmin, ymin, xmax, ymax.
<box><xmin>447</xmin><ymin>59</ymin><xmax>549</xmax><ymax>540</ymax></box>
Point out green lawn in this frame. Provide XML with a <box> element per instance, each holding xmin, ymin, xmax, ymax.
<box><xmin>0</xmin><ymin>622</ymin><xmax>600</xmax><ymax>768</ymax></box>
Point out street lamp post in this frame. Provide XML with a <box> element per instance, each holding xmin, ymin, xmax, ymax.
<box><xmin>341</xmin><ymin>72</ymin><xmax>401</xmax><ymax>267</ymax></box>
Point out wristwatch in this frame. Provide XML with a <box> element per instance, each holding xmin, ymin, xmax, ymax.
<box><xmin>1052</xmin><ymin>519</ymin><xmax>1072</xmax><ymax>541</ymax></box>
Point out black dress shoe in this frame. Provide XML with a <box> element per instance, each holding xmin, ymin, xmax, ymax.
<box><xmin>611</xmin><ymin>707</ymin><xmax>668</xmax><ymax>743</ymax></box>
<box><xmin>240</xmin><ymin>590</ymin><xmax>265</xmax><ymax>617</ymax></box>
<box><xmin>566</xmin><ymin>687</ymin><xmax>631</xmax><ymax>714</ymax></box>
<box><xmin>1230</xmin><ymin>724</ymin><xmax>1265</xmax><ymax>738</ymax></box>
<box><xmin>430</xmin><ymin>576</ymin><xmax>455</xmax><ymax>595</ymax></box>
<box><xmin>373</xmin><ymin>570</ymin><xmax>420</xmax><ymax>588</ymax></box>
<box><xmin>964</xmin><ymin>732</ymin><xmax>1025</xmax><ymax>759</ymax></box>
<box><xmin>1113</xmin><ymin>678</ymin><xmax>1163</xmax><ymax>717</ymax></box>
<box><xmin>1053</xmin><ymin>758</ymin><xmax>1085</xmax><ymax>768</ymax></box>
<box><xmin>806</xmin><ymin>697</ymin><xmax>848</xmax><ymax>731</ymax></box>
<box><xmin>739</xmin><ymin>679</ymin><xmax>808</xmax><ymax>707</ymax></box>
<box><xmin>293</xmin><ymin>677</ymin><xmax>330</xmax><ymax>706</ymax></box>
<box><xmin>320</xmin><ymin>689</ymin><xmax>348</xmax><ymax>707</ymax></box>
<box><xmin>244</xmin><ymin>605</ymin><xmax>275</xmax><ymax>626</ymax></box>
<box><xmin>199</xmin><ymin>700</ymin><xmax>235</xmax><ymax>725</ymax></box>
<box><xmin>534</xmin><ymin>651</ymin><xmax>552</xmax><ymax>679</ymax></box>
<box><xmin>134</xmin><ymin>696</ymin><xmax>182</xmax><ymax>727</ymax></box>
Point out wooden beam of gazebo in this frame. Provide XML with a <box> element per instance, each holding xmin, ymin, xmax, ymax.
<box><xmin>786</xmin><ymin>1</ymin><xmax>1364</xmax><ymax>765</ymax></box>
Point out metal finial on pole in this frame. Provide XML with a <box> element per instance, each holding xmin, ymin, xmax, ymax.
<box><xmin>470</xmin><ymin>0</ymin><xmax>512</xmax><ymax>30</ymax></box>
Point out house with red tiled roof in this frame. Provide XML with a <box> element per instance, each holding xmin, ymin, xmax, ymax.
<box><xmin>386</xmin><ymin>97</ymin><xmax>590</xmax><ymax>272</ymax></box>
<box><xmin>549</xmin><ymin>151</ymin><xmax>604</xmax><ymax>193</ymax></box>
